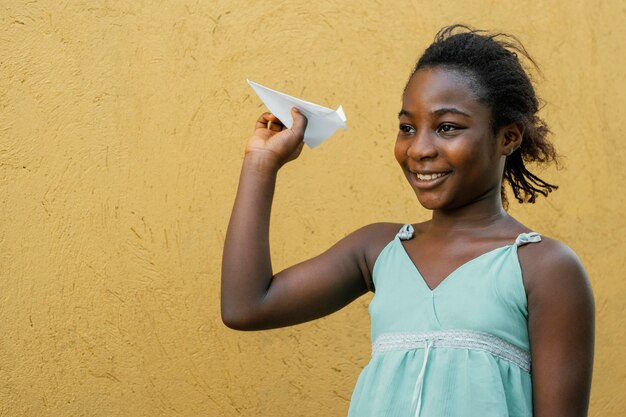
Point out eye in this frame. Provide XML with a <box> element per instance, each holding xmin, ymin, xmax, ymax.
<box><xmin>436</xmin><ymin>123</ymin><xmax>460</xmax><ymax>135</ymax></box>
<box><xmin>399</xmin><ymin>124</ymin><xmax>416</xmax><ymax>135</ymax></box>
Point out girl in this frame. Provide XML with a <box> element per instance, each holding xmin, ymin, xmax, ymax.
<box><xmin>221</xmin><ymin>26</ymin><xmax>594</xmax><ymax>417</ymax></box>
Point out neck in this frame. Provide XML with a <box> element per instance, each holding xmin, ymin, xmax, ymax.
<box><xmin>428</xmin><ymin>192</ymin><xmax>509</xmax><ymax>233</ymax></box>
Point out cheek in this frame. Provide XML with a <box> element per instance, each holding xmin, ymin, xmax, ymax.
<box><xmin>446</xmin><ymin>138</ymin><xmax>487</xmax><ymax>166</ymax></box>
<box><xmin>394</xmin><ymin>139</ymin><xmax>406</xmax><ymax>165</ymax></box>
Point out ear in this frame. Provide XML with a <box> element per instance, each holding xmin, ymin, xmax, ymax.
<box><xmin>500</xmin><ymin>122</ymin><xmax>524</xmax><ymax>156</ymax></box>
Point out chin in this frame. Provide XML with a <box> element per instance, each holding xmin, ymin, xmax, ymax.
<box><xmin>414</xmin><ymin>190</ymin><xmax>465</xmax><ymax>211</ymax></box>
<box><xmin>414</xmin><ymin>193</ymin><xmax>444</xmax><ymax>211</ymax></box>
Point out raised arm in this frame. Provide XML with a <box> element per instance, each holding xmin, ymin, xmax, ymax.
<box><xmin>221</xmin><ymin>109</ymin><xmax>392</xmax><ymax>330</ymax></box>
<box><xmin>520</xmin><ymin>239</ymin><xmax>595</xmax><ymax>417</ymax></box>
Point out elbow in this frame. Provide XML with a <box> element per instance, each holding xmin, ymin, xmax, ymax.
<box><xmin>221</xmin><ymin>304</ymin><xmax>261</xmax><ymax>331</ymax></box>
<box><xmin>220</xmin><ymin>304</ymin><xmax>247</xmax><ymax>330</ymax></box>
<box><xmin>221</xmin><ymin>313</ymin><xmax>251</xmax><ymax>331</ymax></box>
<box><xmin>220</xmin><ymin>281</ymin><xmax>270</xmax><ymax>330</ymax></box>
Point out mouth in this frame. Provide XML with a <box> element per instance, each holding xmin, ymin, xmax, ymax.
<box><xmin>411</xmin><ymin>171</ymin><xmax>451</xmax><ymax>188</ymax></box>
<box><xmin>415</xmin><ymin>172</ymin><xmax>448</xmax><ymax>181</ymax></box>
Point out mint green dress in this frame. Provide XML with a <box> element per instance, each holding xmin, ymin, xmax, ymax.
<box><xmin>347</xmin><ymin>224</ymin><xmax>540</xmax><ymax>417</ymax></box>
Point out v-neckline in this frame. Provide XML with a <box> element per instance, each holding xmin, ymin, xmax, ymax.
<box><xmin>397</xmin><ymin>237</ymin><xmax>513</xmax><ymax>293</ymax></box>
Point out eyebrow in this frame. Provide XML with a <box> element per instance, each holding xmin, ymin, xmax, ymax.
<box><xmin>398</xmin><ymin>108</ymin><xmax>472</xmax><ymax>118</ymax></box>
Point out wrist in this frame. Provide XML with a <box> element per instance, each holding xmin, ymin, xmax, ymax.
<box><xmin>243</xmin><ymin>151</ymin><xmax>282</xmax><ymax>176</ymax></box>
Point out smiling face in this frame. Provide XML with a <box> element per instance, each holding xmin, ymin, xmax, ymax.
<box><xmin>395</xmin><ymin>67</ymin><xmax>508</xmax><ymax>211</ymax></box>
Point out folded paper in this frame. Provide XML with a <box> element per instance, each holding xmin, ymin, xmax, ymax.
<box><xmin>247</xmin><ymin>79</ymin><xmax>347</xmax><ymax>148</ymax></box>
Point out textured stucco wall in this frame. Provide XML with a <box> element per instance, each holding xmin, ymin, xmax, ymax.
<box><xmin>1</xmin><ymin>1</ymin><xmax>624</xmax><ymax>416</ymax></box>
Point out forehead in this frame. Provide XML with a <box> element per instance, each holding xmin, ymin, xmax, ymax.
<box><xmin>402</xmin><ymin>67</ymin><xmax>488</xmax><ymax>117</ymax></box>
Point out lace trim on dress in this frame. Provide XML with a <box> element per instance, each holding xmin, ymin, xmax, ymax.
<box><xmin>372</xmin><ymin>329</ymin><xmax>531</xmax><ymax>372</ymax></box>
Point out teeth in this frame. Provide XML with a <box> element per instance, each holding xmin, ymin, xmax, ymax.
<box><xmin>416</xmin><ymin>172</ymin><xmax>447</xmax><ymax>181</ymax></box>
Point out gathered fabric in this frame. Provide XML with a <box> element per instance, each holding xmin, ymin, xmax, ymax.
<box><xmin>347</xmin><ymin>225</ymin><xmax>539</xmax><ymax>417</ymax></box>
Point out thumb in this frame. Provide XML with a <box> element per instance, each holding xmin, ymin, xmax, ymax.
<box><xmin>290</xmin><ymin>107</ymin><xmax>308</xmax><ymax>139</ymax></box>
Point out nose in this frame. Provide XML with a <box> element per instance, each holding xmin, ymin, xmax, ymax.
<box><xmin>407</xmin><ymin>129</ymin><xmax>438</xmax><ymax>160</ymax></box>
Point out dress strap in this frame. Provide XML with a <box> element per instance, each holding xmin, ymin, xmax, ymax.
<box><xmin>515</xmin><ymin>232</ymin><xmax>542</xmax><ymax>247</ymax></box>
<box><xmin>397</xmin><ymin>224</ymin><xmax>414</xmax><ymax>241</ymax></box>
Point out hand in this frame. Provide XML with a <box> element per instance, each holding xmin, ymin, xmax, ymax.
<box><xmin>245</xmin><ymin>108</ymin><xmax>308</xmax><ymax>169</ymax></box>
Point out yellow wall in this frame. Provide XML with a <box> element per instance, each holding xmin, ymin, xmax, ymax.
<box><xmin>1</xmin><ymin>1</ymin><xmax>624</xmax><ymax>416</ymax></box>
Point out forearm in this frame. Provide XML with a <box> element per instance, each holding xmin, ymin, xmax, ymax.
<box><xmin>221</xmin><ymin>153</ymin><xmax>279</xmax><ymax>328</ymax></box>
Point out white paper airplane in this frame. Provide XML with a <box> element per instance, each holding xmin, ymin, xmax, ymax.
<box><xmin>247</xmin><ymin>79</ymin><xmax>347</xmax><ymax>148</ymax></box>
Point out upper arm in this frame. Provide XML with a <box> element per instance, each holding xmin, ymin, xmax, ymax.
<box><xmin>244</xmin><ymin>223</ymin><xmax>399</xmax><ymax>330</ymax></box>
<box><xmin>520</xmin><ymin>239</ymin><xmax>595</xmax><ymax>417</ymax></box>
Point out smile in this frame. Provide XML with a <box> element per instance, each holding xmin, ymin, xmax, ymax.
<box><xmin>415</xmin><ymin>172</ymin><xmax>449</xmax><ymax>181</ymax></box>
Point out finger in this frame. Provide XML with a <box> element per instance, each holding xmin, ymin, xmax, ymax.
<box><xmin>289</xmin><ymin>107</ymin><xmax>308</xmax><ymax>138</ymax></box>
<box><xmin>276</xmin><ymin>108</ymin><xmax>307</xmax><ymax>146</ymax></box>
<box><xmin>267</xmin><ymin>119</ymin><xmax>284</xmax><ymax>132</ymax></box>
<box><xmin>254</xmin><ymin>112</ymin><xmax>282</xmax><ymax>130</ymax></box>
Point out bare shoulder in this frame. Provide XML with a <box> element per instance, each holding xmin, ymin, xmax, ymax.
<box><xmin>346</xmin><ymin>222</ymin><xmax>404</xmax><ymax>262</ymax></box>
<box><xmin>517</xmin><ymin>235</ymin><xmax>593</xmax><ymax>305</ymax></box>
<box><xmin>338</xmin><ymin>222</ymin><xmax>403</xmax><ymax>291</ymax></box>
<box><xmin>350</xmin><ymin>222</ymin><xmax>404</xmax><ymax>241</ymax></box>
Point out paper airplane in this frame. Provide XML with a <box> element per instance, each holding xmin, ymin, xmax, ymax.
<box><xmin>247</xmin><ymin>79</ymin><xmax>347</xmax><ymax>148</ymax></box>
